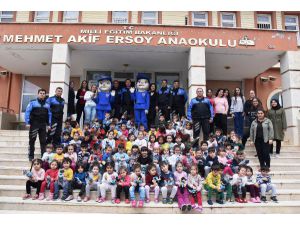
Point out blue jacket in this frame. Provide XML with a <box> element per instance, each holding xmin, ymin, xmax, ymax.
<box><xmin>187</xmin><ymin>97</ymin><xmax>214</xmax><ymax>120</ymax></box>
<box><xmin>46</xmin><ymin>95</ymin><xmax>64</xmax><ymax>120</ymax></box>
<box><xmin>25</xmin><ymin>98</ymin><xmax>52</xmax><ymax>125</ymax></box>
<box><xmin>74</xmin><ymin>172</ymin><xmax>87</xmax><ymax>185</ymax></box>
<box><xmin>170</xmin><ymin>88</ymin><xmax>187</xmax><ymax>107</ymax></box>
<box><xmin>94</xmin><ymin>91</ymin><xmax>114</xmax><ymax>111</ymax></box>
<box><xmin>132</xmin><ymin>91</ymin><xmax>150</xmax><ymax>110</ymax></box>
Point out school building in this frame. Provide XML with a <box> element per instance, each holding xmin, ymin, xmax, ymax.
<box><xmin>0</xmin><ymin>11</ymin><xmax>300</xmax><ymax>145</ymax></box>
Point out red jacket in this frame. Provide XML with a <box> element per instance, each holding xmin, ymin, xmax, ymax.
<box><xmin>118</xmin><ymin>175</ymin><xmax>130</xmax><ymax>187</ymax></box>
<box><xmin>44</xmin><ymin>169</ymin><xmax>58</xmax><ymax>182</ymax></box>
<box><xmin>146</xmin><ymin>173</ymin><xmax>159</xmax><ymax>186</ymax></box>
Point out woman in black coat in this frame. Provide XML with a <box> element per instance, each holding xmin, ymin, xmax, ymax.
<box><xmin>76</xmin><ymin>80</ymin><xmax>88</xmax><ymax>124</ymax></box>
<box><xmin>148</xmin><ymin>83</ymin><xmax>158</xmax><ymax>128</ymax></box>
<box><xmin>67</xmin><ymin>81</ymin><xmax>75</xmax><ymax>117</ymax></box>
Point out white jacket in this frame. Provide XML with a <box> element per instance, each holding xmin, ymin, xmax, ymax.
<box><xmin>84</xmin><ymin>91</ymin><xmax>96</xmax><ymax>107</ymax></box>
<box><xmin>231</xmin><ymin>174</ymin><xmax>247</xmax><ymax>186</ymax></box>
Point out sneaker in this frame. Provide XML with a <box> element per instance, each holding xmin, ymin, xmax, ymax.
<box><xmin>145</xmin><ymin>199</ymin><xmax>150</xmax><ymax>203</ymax></box>
<box><xmin>235</xmin><ymin>198</ymin><xmax>243</xmax><ymax>203</ymax></box>
<box><xmin>162</xmin><ymin>198</ymin><xmax>167</xmax><ymax>204</ymax></box>
<box><xmin>187</xmin><ymin>204</ymin><xmax>192</xmax><ymax>211</ymax></box>
<box><xmin>138</xmin><ymin>200</ymin><xmax>144</xmax><ymax>208</ymax></box>
<box><xmin>32</xmin><ymin>194</ymin><xmax>38</xmax><ymax>200</ymax></box>
<box><xmin>261</xmin><ymin>196</ymin><xmax>267</xmax><ymax>203</ymax></box>
<box><xmin>207</xmin><ymin>200</ymin><xmax>213</xmax><ymax>205</ymax></box>
<box><xmin>191</xmin><ymin>204</ymin><xmax>196</xmax><ymax>209</ymax></box>
<box><xmin>95</xmin><ymin>197</ymin><xmax>101</xmax><ymax>202</ymax></box>
<box><xmin>181</xmin><ymin>204</ymin><xmax>187</xmax><ymax>211</ymax></box>
<box><xmin>115</xmin><ymin>198</ymin><xmax>121</xmax><ymax>204</ymax></box>
<box><xmin>270</xmin><ymin>196</ymin><xmax>278</xmax><ymax>203</ymax></box>
<box><xmin>38</xmin><ymin>193</ymin><xmax>45</xmax><ymax>200</ymax></box>
<box><xmin>83</xmin><ymin>196</ymin><xmax>90</xmax><ymax>202</ymax></box>
<box><xmin>61</xmin><ymin>195</ymin><xmax>67</xmax><ymax>201</ymax></box>
<box><xmin>98</xmin><ymin>197</ymin><xmax>105</xmax><ymax>203</ymax></box>
<box><xmin>250</xmin><ymin>198</ymin><xmax>257</xmax><ymax>203</ymax></box>
<box><xmin>256</xmin><ymin>197</ymin><xmax>261</xmax><ymax>203</ymax></box>
<box><xmin>77</xmin><ymin>196</ymin><xmax>82</xmax><ymax>202</ymax></box>
<box><xmin>131</xmin><ymin>200</ymin><xmax>137</xmax><ymax>208</ymax></box>
<box><xmin>22</xmin><ymin>194</ymin><xmax>31</xmax><ymax>200</ymax></box>
<box><xmin>168</xmin><ymin>198</ymin><xmax>174</xmax><ymax>204</ymax></box>
<box><xmin>125</xmin><ymin>199</ymin><xmax>130</xmax><ymax>204</ymax></box>
<box><xmin>154</xmin><ymin>198</ymin><xmax>159</xmax><ymax>203</ymax></box>
<box><xmin>111</xmin><ymin>199</ymin><xmax>115</xmax><ymax>204</ymax></box>
<box><xmin>65</xmin><ymin>195</ymin><xmax>74</xmax><ymax>201</ymax></box>
<box><xmin>242</xmin><ymin>198</ymin><xmax>248</xmax><ymax>203</ymax></box>
<box><xmin>216</xmin><ymin>199</ymin><xmax>224</xmax><ymax>204</ymax></box>
<box><xmin>46</xmin><ymin>193</ymin><xmax>54</xmax><ymax>201</ymax></box>
<box><xmin>195</xmin><ymin>206</ymin><xmax>203</xmax><ymax>213</ymax></box>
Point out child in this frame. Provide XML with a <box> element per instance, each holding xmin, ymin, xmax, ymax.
<box><xmin>130</xmin><ymin>163</ymin><xmax>146</xmax><ymax>208</ymax></box>
<box><xmin>70</xmin><ymin>163</ymin><xmax>87</xmax><ymax>202</ymax></box>
<box><xmin>148</xmin><ymin>134</ymin><xmax>157</xmax><ymax>151</ymax></box>
<box><xmin>219</xmin><ymin>164</ymin><xmax>233</xmax><ymax>202</ymax></box>
<box><xmin>69</xmin><ymin>132</ymin><xmax>82</xmax><ymax>151</ymax></box>
<box><xmin>64</xmin><ymin>144</ymin><xmax>77</xmax><ymax>171</ymax></box>
<box><xmin>175</xmin><ymin>135</ymin><xmax>185</xmax><ymax>152</ymax></box>
<box><xmin>207</xmin><ymin>134</ymin><xmax>218</xmax><ymax>149</ymax></box>
<box><xmin>187</xmin><ymin>164</ymin><xmax>203</xmax><ymax>212</ymax></box>
<box><xmin>58</xmin><ymin>158</ymin><xmax>74</xmax><ymax>201</ymax></box>
<box><xmin>173</xmin><ymin>161</ymin><xmax>191</xmax><ymax>212</ymax></box>
<box><xmin>42</xmin><ymin>144</ymin><xmax>54</xmax><ymax>171</ymax></box>
<box><xmin>159</xmin><ymin>161</ymin><xmax>178</xmax><ymax>204</ymax></box>
<box><xmin>71</xmin><ymin>121</ymin><xmax>83</xmax><ymax>137</ymax></box>
<box><xmin>204</xmin><ymin>148</ymin><xmax>219</xmax><ymax>177</ymax></box>
<box><xmin>115</xmin><ymin>134</ymin><xmax>127</xmax><ymax>150</ymax></box>
<box><xmin>22</xmin><ymin>158</ymin><xmax>45</xmax><ymax>200</ymax></box>
<box><xmin>169</xmin><ymin>145</ymin><xmax>183</xmax><ymax>172</ymax></box>
<box><xmin>204</xmin><ymin>164</ymin><xmax>224</xmax><ymax>205</ymax></box>
<box><xmin>115</xmin><ymin>166</ymin><xmax>131</xmax><ymax>204</ymax></box>
<box><xmin>231</xmin><ymin>165</ymin><xmax>247</xmax><ymax>203</ymax></box>
<box><xmin>165</xmin><ymin>122</ymin><xmax>176</xmax><ymax>137</ymax></box>
<box><xmin>256</xmin><ymin>166</ymin><xmax>278</xmax><ymax>203</ymax></box>
<box><xmin>102</xmin><ymin>146</ymin><xmax>113</xmax><ymax>163</ymax></box>
<box><xmin>138</xmin><ymin>146</ymin><xmax>153</xmax><ymax>174</ymax></box>
<box><xmin>77</xmin><ymin>143</ymin><xmax>91</xmax><ymax>171</ymax></box>
<box><xmin>129</xmin><ymin>145</ymin><xmax>140</xmax><ymax>172</ymax></box>
<box><xmin>161</xmin><ymin>147</ymin><xmax>170</xmax><ymax>166</ymax></box>
<box><xmin>126</xmin><ymin>133</ymin><xmax>136</xmax><ymax>153</ymax></box>
<box><xmin>182</xmin><ymin>122</ymin><xmax>193</xmax><ymax>142</ymax></box>
<box><xmin>148</xmin><ymin>125</ymin><xmax>157</xmax><ymax>137</ymax></box>
<box><xmin>99</xmin><ymin>162</ymin><xmax>118</xmax><ymax>203</ymax></box>
<box><xmin>225</xmin><ymin>143</ymin><xmax>235</xmax><ymax>160</ymax></box>
<box><xmin>145</xmin><ymin>164</ymin><xmax>160</xmax><ymax>203</ymax></box>
<box><xmin>113</xmin><ymin>143</ymin><xmax>129</xmax><ymax>172</ymax></box>
<box><xmin>152</xmin><ymin>143</ymin><xmax>161</xmax><ymax>174</ymax></box>
<box><xmin>120</xmin><ymin>123</ymin><xmax>129</xmax><ymax>138</ymax></box>
<box><xmin>200</xmin><ymin>141</ymin><xmax>209</xmax><ymax>157</ymax></box>
<box><xmin>61</xmin><ymin>131</ymin><xmax>72</xmax><ymax>148</ymax></box>
<box><xmin>38</xmin><ymin>160</ymin><xmax>59</xmax><ymax>201</ymax></box>
<box><xmin>133</xmin><ymin>131</ymin><xmax>147</xmax><ymax>149</ymax></box>
<box><xmin>215</xmin><ymin>128</ymin><xmax>227</xmax><ymax>147</ymax></box>
<box><xmin>182</xmin><ymin>146</ymin><xmax>196</xmax><ymax>173</ymax></box>
<box><xmin>156</xmin><ymin>126</ymin><xmax>166</xmax><ymax>138</ymax></box>
<box><xmin>231</xmin><ymin>134</ymin><xmax>244</xmax><ymax>151</ymax></box>
<box><xmin>84</xmin><ymin>163</ymin><xmax>102</xmax><ymax>202</ymax></box>
<box><xmin>194</xmin><ymin>149</ymin><xmax>205</xmax><ymax>178</ymax></box>
<box><xmin>102</xmin><ymin>130</ymin><xmax>116</xmax><ymax>150</ymax></box>
<box><xmin>231</xmin><ymin>151</ymin><xmax>249</xmax><ymax>173</ymax></box>
<box><xmin>164</xmin><ymin>135</ymin><xmax>175</xmax><ymax>154</ymax></box>
<box><xmin>245</xmin><ymin>166</ymin><xmax>261</xmax><ymax>203</ymax></box>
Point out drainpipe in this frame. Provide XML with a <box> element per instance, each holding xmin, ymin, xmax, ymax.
<box><xmin>6</xmin><ymin>72</ymin><xmax>12</xmax><ymax>111</ymax></box>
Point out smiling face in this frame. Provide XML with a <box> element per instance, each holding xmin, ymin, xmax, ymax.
<box><xmin>136</xmin><ymin>78</ymin><xmax>149</xmax><ymax>91</ymax></box>
<box><xmin>99</xmin><ymin>79</ymin><xmax>111</xmax><ymax>92</ymax></box>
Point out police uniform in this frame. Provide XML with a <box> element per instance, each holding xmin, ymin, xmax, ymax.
<box><xmin>121</xmin><ymin>87</ymin><xmax>134</xmax><ymax>117</ymax></box>
<box><xmin>111</xmin><ymin>87</ymin><xmax>122</xmax><ymax>119</ymax></box>
<box><xmin>170</xmin><ymin>87</ymin><xmax>188</xmax><ymax>118</ymax></box>
<box><xmin>157</xmin><ymin>86</ymin><xmax>171</xmax><ymax>121</ymax></box>
<box><xmin>46</xmin><ymin>95</ymin><xmax>65</xmax><ymax>146</ymax></box>
<box><xmin>25</xmin><ymin>98</ymin><xmax>52</xmax><ymax>160</ymax></box>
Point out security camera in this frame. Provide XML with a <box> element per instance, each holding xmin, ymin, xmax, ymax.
<box><xmin>268</xmin><ymin>76</ymin><xmax>276</xmax><ymax>81</ymax></box>
<box><xmin>0</xmin><ymin>71</ymin><xmax>8</xmax><ymax>76</ymax></box>
<box><xmin>260</xmin><ymin>77</ymin><xmax>269</xmax><ymax>82</ymax></box>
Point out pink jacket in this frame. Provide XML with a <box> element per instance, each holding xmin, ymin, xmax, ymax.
<box><xmin>214</xmin><ymin>97</ymin><xmax>229</xmax><ymax>114</ymax></box>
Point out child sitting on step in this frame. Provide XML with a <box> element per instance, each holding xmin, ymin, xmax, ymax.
<box><xmin>187</xmin><ymin>164</ymin><xmax>203</xmax><ymax>212</ymax></box>
<box><xmin>84</xmin><ymin>163</ymin><xmax>101</xmax><ymax>202</ymax></box>
<box><xmin>38</xmin><ymin>160</ymin><xmax>58</xmax><ymax>200</ymax></box>
<box><xmin>245</xmin><ymin>166</ymin><xmax>261</xmax><ymax>203</ymax></box>
<box><xmin>99</xmin><ymin>162</ymin><xmax>118</xmax><ymax>203</ymax></box>
<box><xmin>231</xmin><ymin>165</ymin><xmax>248</xmax><ymax>203</ymax></box>
<box><xmin>145</xmin><ymin>163</ymin><xmax>160</xmax><ymax>203</ymax></box>
<box><xmin>115</xmin><ymin>166</ymin><xmax>131</xmax><ymax>204</ymax></box>
<box><xmin>129</xmin><ymin>163</ymin><xmax>146</xmax><ymax>208</ymax></box>
<box><xmin>204</xmin><ymin>164</ymin><xmax>224</xmax><ymax>205</ymax></box>
<box><xmin>256</xmin><ymin>166</ymin><xmax>278</xmax><ymax>203</ymax></box>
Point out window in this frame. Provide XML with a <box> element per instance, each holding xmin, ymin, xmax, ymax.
<box><xmin>192</xmin><ymin>12</ymin><xmax>208</xmax><ymax>26</ymax></box>
<box><xmin>86</xmin><ymin>71</ymin><xmax>111</xmax><ymax>88</ymax></box>
<box><xmin>257</xmin><ymin>14</ymin><xmax>272</xmax><ymax>29</ymax></box>
<box><xmin>63</xmin><ymin>11</ymin><xmax>79</xmax><ymax>23</ymax></box>
<box><xmin>112</xmin><ymin>11</ymin><xmax>128</xmax><ymax>24</ymax></box>
<box><xmin>285</xmin><ymin>15</ymin><xmax>300</xmax><ymax>45</ymax></box>
<box><xmin>221</xmin><ymin>12</ymin><xmax>236</xmax><ymax>28</ymax></box>
<box><xmin>141</xmin><ymin>11</ymin><xmax>157</xmax><ymax>25</ymax></box>
<box><xmin>34</xmin><ymin>11</ymin><xmax>50</xmax><ymax>22</ymax></box>
<box><xmin>0</xmin><ymin>11</ymin><xmax>14</xmax><ymax>22</ymax></box>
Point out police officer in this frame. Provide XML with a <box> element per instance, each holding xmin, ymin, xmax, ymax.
<box><xmin>187</xmin><ymin>88</ymin><xmax>214</xmax><ymax>141</ymax></box>
<box><xmin>25</xmin><ymin>89</ymin><xmax>52</xmax><ymax>161</ymax></box>
<box><xmin>46</xmin><ymin>87</ymin><xmax>65</xmax><ymax>147</ymax></box>
<box><xmin>121</xmin><ymin>79</ymin><xmax>134</xmax><ymax>118</ymax></box>
<box><xmin>111</xmin><ymin>80</ymin><xmax>122</xmax><ymax>119</ymax></box>
<box><xmin>156</xmin><ymin>79</ymin><xmax>171</xmax><ymax>121</ymax></box>
<box><xmin>170</xmin><ymin>80</ymin><xmax>188</xmax><ymax>118</ymax></box>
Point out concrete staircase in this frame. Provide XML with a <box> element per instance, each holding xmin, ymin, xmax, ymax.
<box><xmin>0</xmin><ymin>130</ymin><xmax>300</xmax><ymax>213</ymax></box>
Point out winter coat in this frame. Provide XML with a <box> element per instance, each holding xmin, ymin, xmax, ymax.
<box><xmin>267</xmin><ymin>108</ymin><xmax>287</xmax><ymax>141</ymax></box>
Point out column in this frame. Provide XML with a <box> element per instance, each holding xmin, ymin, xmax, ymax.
<box><xmin>49</xmin><ymin>44</ymin><xmax>71</xmax><ymax>121</ymax></box>
<box><xmin>188</xmin><ymin>47</ymin><xmax>206</xmax><ymax>103</ymax></box>
<box><xmin>280</xmin><ymin>51</ymin><xmax>300</xmax><ymax>146</ymax></box>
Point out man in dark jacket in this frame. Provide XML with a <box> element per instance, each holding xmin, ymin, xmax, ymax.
<box><xmin>25</xmin><ymin>89</ymin><xmax>52</xmax><ymax>161</ymax></box>
<box><xmin>112</xmin><ymin>80</ymin><xmax>123</xmax><ymax>119</ymax></box>
<box><xmin>46</xmin><ymin>87</ymin><xmax>65</xmax><ymax>147</ymax></box>
<box><xmin>157</xmin><ymin>80</ymin><xmax>171</xmax><ymax>121</ymax></box>
<box><xmin>187</xmin><ymin>88</ymin><xmax>214</xmax><ymax>141</ymax></box>
<box><xmin>121</xmin><ymin>79</ymin><xmax>134</xmax><ymax>118</ymax></box>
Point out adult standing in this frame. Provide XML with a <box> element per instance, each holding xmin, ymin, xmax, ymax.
<box><xmin>206</xmin><ymin>89</ymin><xmax>215</xmax><ymax>134</ymax></box>
<box><xmin>148</xmin><ymin>83</ymin><xmax>158</xmax><ymax>128</ymax></box>
<box><xmin>157</xmin><ymin>79</ymin><xmax>171</xmax><ymax>121</ymax></box>
<box><xmin>230</xmin><ymin>87</ymin><xmax>245</xmax><ymax>138</ymax></box>
<box><xmin>111</xmin><ymin>80</ymin><xmax>122</xmax><ymax>119</ymax></box>
<box><xmin>223</xmin><ymin>88</ymin><xmax>231</xmax><ymax>116</ymax></box>
<box><xmin>46</xmin><ymin>87</ymin><xmax>65</xmax><ymax>147</ymax></box>
<box><xmin>76</xmin><ymin>80</ymin><xmax>88</xmax><ymax>124</ymax></box>
<box><xmin>121</xmin><ymin>79</ymin><xmax>134</xmax><ymax>118</ymax></box>
<box><xmin>25</xmin><ymin>89</ymin><xmax>51</xmax><ymax>161</ymax></box>
<box><xmin>187</xmin><ymin>88</ymin><xmax>214</xmax><ymax>141</ymax></box>
<box><xmin>214</xmin><ymin>89</ymin><xmax>228</xmax><ymax>135</ymax></box>
<box><xmin>84</xmin><ymin>84</ymin><xmax>97</xmax><ymax>124</ymax></box>
<box><xmin>267</xmin><ymin>99</ymin><xmax>287</xmax><ymax>157</ymax></box>
<box><xmin>170</xmin><ymin>80</ymin><xmax>187</xmax><ymax>119</ymax></box>
<box><xmin>250</xmin><ymin>109</ymin><xmax>274</xmax><ymax>168</ymax></box>
<box><xmin>67</xmin><ymin>81</ymin><xmax>75</xmax><ymax>117</ymax></box>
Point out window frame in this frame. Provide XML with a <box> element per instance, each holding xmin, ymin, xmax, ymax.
<box><xmin>112</xmin><ymin>11</ymin><xmax>128</xmax><ymax>24</ymax></box>
<box><xmin>63</xmin><ymin>11</ymin><xmax>79</xmax><ymax>23</ymax></box>
<box><xmin>285</xmin><ymin>15</ymin><xmax>299</xmax><ymax>31</ymax></box>
<box><xmin>141</xmin><ymin>11</ymin><xmax>158</xmax><ymax>25</ymax></box>
<box><xmin>192</xmin><ymin>11</ymin><xmax>208</xmax><ymax>27</ymax></box>
<box><xmin>34</xmin><ymin>11</ymin><xmax>50</xmax><ymax>23</ymax></box>
<box><xmin>220</xmin><ymin>12</ymin><xmax>236</xmax><ymax>28</ymax></box>
<box><xmin>257</xmin><ymin>13</ymin><xmax>272</xmax><ymax>29</ymax></box>
<box><xmin>0</xmin><ymin>11</ymin><xmax>14</xmax><ymax>22</ymax></box>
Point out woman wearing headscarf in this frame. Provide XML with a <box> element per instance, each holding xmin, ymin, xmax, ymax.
<box><xmin>267</xmin><ymin>99</ymin><xmax>287</xmax><ymax>158</ymax></box>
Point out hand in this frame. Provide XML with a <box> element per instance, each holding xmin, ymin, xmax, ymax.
<box><xmin>111</xmin><ymin>90</ymin><xmax>116</xmax><ymax>96</ymax></box>
<box><xmin>269</xmin><ymin>140</ymin><xmax>273</xmax><ymax>145</ymax></box>
<box><xmin>231</xmin><ymin>113</ymin><xmax>235</xmax><ymax>118</ymax></box>
<box><xmin>46</xmin><ymin>126</ymin><xmax>51</xmax><ymax>131</ymax></box>
<box><xmin>145</xmin><ymin>110</ymin><xmax>148</xmax><ymax>114</ymax></box>
<box><xmin>26</xmin><ymin>124</ymin><xmax>30</xmax><ymax>128</ymax></box>
<box><xmin>209</xmin><ymin>118</ymin><xmax>213</xmax><ymax>123</ymax></box>
<box><xmin>155</xmin><ymin>106</ymin><xmax>159</xmax><ymax>111</ymax></box>
<box><xmin>248</xmin><ymin>140</ymin><xmax>253</xmax><ymax>146</ymax></box>
<box><xmin>130</xmin><ymin>87</ymin><xmax>135</xmax><ymax>93</ymax></box>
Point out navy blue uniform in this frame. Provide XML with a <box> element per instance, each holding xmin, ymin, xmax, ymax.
<box><xmin>25</xmin><ymin>98</ymin><xmax>52</xmax><ymax>160</ymax></box>
<box><xmin>121</xmin><ymin>87</ymin><xmax>134</xmax><ymax>117</ymax></box>
<box><xmin>157</xmin><ymin>87</ymin><xmax>171</xmax><ymax>121</ymax></box>
<box><xmin>112</xmin><ymin>87</ymin><xmax>122</xmax><ymax>119</ymax></box>
<box><xmin>46</xmin><ymin>95</ymin><xmax>65</xmax><ymax>146</ymax></box>
<box><xmin>170</xmin><ymin>88</ymin><xmax>187</xmax><ymax>118</ymax></box>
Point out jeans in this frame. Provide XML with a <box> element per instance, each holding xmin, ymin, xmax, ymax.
<box><xmin>54</xmin><ymin>180</ymin><xmax>71</xmax><ymax>198</ymax></box>
<box><xmin>84</xmin><ymin>104</ymin><xmax>96</xmax><ymax>124</ymax></box>
<box><xmin>129</xmin><ymin>185</ymin><xmax>145</xmax><ymax>201</ymax></box>
<box><xmin>233</xmin><ymin>112</ymin><xmax>244</xmax><ymax>138</ymax></box>
<box><xmin>161</xmin><ymin>186</ymin><xmax>178</xmax><ymax>199</ymax></box>
<box><xmin>260</xmin><ymin>183</ymin><xmax>277</xmax><ymax>197</ymax></box>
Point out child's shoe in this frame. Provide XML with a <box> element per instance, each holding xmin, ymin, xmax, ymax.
<box><xmin>83</xmin><ymin>196</ymin><xmax>90</xmax><ymax>202</ymax></box>
<box><xmin>32</xmin><ymin>194</ymin><xmax>38</xmax><ymax>200</ymax></box>
<box><xmin>207</xmin><ymin>200</ymin><xmax>213</xmax><ymax>205</ymax></box>
<box><xmin>77</xmin><ymin>195</ymin><xmax>82</xmax><ymax>202</ymax></box>
<box><xmin>154</xmin><ymin>198</ymin><xmax>159</xmax><ymax>203</ymax></box>
<box><xmin>162</xmin><ymin>198</ymin><xmax>167</xmax><ymax>204</ymax></box>
<box><xmin>131</xmin><ymin>200</ymin><xmax>137</xmax><ymax>208</ymax></box>
<box><xmin>261</xmin><ymin>196</ymin><xmax>267</xmax><ymax>203</ymax></box>
<box><xmin>195</xmin><ymin>205</ymin><xmax>203</xmax><ymax>213</ymax></box>
<box><xmin>115</xmin><ymin>198</ymin><xmax>121</xmax><ymax>204</ymax></box>
<box><xmin>111</xmin><ymin>199</ymin><xmax>115</xmax><ymax>204</ymax></box>
<box><xmin>235</xmin><ymin>198</ymin><xmax>243</xmax><ymax>203</ymax></box>
<box><xmin>255</xmin><ymin>197</ymin><xmax>261</xmax><ymax>203</ymax></box>
<box><xmin>145</xmin><ymin>198</ymin><xmax>150</xmax><ymax>203</ymax></box>
<box><xmin>22</xmin><ymin>194</ymin><xmax>31</xmax><ymax>200</ymax></box>
<box><xmin>216</xmin><ymin>199</ymin><xmax>224</xmax><ymax>204</ymax></box>
<box><xmin>38</xmin><ymin>193</ymin><xmax>45</xmax><ymax>200</ymax></box>
<box><xmin>187</xmin><ymin>204</ymin><xmax>192</xmax><ymax>211</ymax></box>
<box><xmin>125</xmin><ymin>199</ymin><xmax>130</xmax><ymax>204</ymax></box>
<box><xmin>61</xmin><ymin>195</ymin><xmax>67</xmax><ymax>201</ymax></box>
<box><xmin>192</xmin><ymin>204</ymin><xmax>196</xmax><ymax>209</ymax></box>
<box><xmin>98</xmin><ymin>197</ymin><xmax>105</xmax><ymax>203</ymax></box>
<box><xmin>65</xmin><ymin>195</ymin><xmax>74</xmax><ymax>201</ymax></box>
<box><xmin>46</xmin><ymin>193</ymin><xmax>54</xmax><ymax>201</ymax></box>
<box><xmin>250</xmin><ymin>198</ymin><xmax>257</xmax><ymax>203</ymax></box>
<box><xmin>168</xmin><ymin>198</ymin><xmax>174</xmax><ymax>204</ymax></box>
<box><xmin>138</xmin><ymin>200</ymin><xmax>144</xmax><ymax>208</ymax></box>
<box><xmin>270</xmin><ymin>196</ymin><xmax>278</xmax><ymax>203</ymax></box>
<box><xmin>181</xmin><ymin>204</ymin><xmax>187</xmax><ymax>211</ymax></box>
<box><xmin>242</xmin><ymin>198</ymin><xmax>248</xmax><ymax>203</ymax></box>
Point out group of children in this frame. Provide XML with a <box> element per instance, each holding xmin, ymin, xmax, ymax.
<box><xmin>22</xmin><ymin>112</ymin><xmax>278</xmax><ymax>212</ymax></box>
